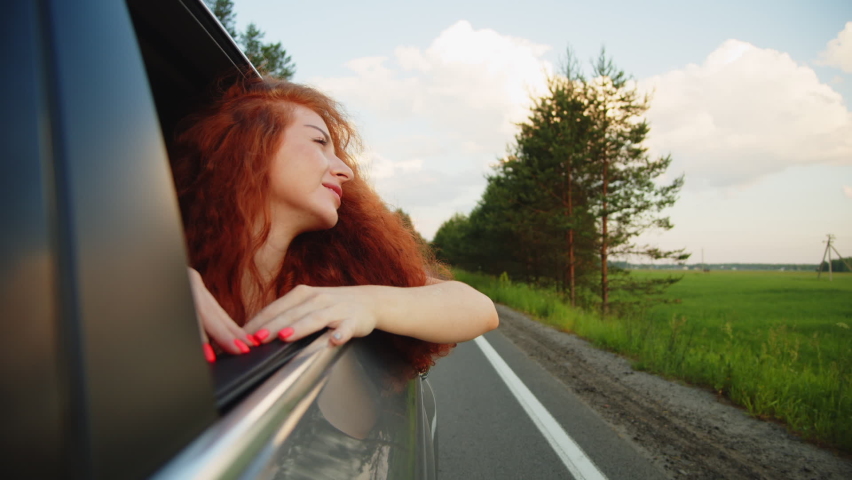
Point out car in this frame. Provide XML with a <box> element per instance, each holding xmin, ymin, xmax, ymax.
<box><xmin>0</xmin><ymin>0</ymin><xmax>438</xmax><ymax>478</ymax></box>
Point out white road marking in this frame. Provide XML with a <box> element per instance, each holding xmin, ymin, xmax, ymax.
<box><xmin>474</xmin><ymin>336</ymin><xmax>608</xmax><ymax>480</ymax></box>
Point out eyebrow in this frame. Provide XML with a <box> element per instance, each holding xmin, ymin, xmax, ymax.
<box><xmin>304</xmin><ymin>124</ymin><xmax>330</xmax><ymax>143</ymax></box>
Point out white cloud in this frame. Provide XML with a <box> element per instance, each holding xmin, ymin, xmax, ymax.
<box><xmin>844</xmin><ymin>185</ymin><xmax>852</xmax><ymax>198</ymax></box>
<box><xmin>311</xmin><ymin>20</ymin><xmax>553</xmax><ymax>237</ymax></box>
<box><xmin>310</xmin><ymin>25</ymin><xmax>852</xmax><ymax>239</ymax></box>
<box><xmin>318</xmin><ymin>20</ymin><xmax>552</xmax><ymax>139</ymax></box>
<box><xmin>642</xmin><ymin>39</ymin><xmax>852</xmax><ymax>190</ymax></box>
<box><xmin>817</xmin><ymin>22</ymin><xmax>852</xmax><ymax>73</ymax></box>
<box><xmin>355</xmin><ymin>149</ymin><xmax>424</xmax><ymax>182</ymax></box>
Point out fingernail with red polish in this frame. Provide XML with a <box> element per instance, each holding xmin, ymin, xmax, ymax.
<box><xmin>203</xmin><ymin>343</ymin><xmax>216</xmax><ymax>363</ymax></box>
<box><xmin>234</xmin><ymin>339</ymin><xmax>250</xmax><ymax>354</ymax></box>
<box><xmin>278</xmin><ymin>327</ymin><xmax>294</xmax><ymax>341</ymax></box>
<box><xmin>255</xmin><ymin>329</ymin><xmax>270</xmax><ymax>342</ymax></box>
<box><xmin>246</xmin><ymin>334</ymin><xmax>259</xmax><ymax>347</ymax></box>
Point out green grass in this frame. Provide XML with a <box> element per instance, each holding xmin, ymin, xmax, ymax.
<box><xmin>454</xmin><ymin>269</ymin><xmax>852</xmax><ymax>452</ymax></box>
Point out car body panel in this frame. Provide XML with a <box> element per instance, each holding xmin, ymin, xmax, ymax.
<box><xmin>154</xmin><ymin>333</ymin><xmax>436</xmax><ymax>480</ymax></box>
<box><xmin>0</xmin><ymin>2</ymin><xmax>64</xmax><ymax>477</ymax></box>
<box><xmin>44</xmin><ymin>0</ymin><xmax>218</xmax><ymax>477</ymax></box>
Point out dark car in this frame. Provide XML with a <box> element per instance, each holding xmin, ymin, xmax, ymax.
<box><xmin>0</xmin><ymin>0</ymin><xmax>437</xmax><ymax>478</ymax></box>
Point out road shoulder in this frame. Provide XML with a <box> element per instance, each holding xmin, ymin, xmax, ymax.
<box><xmin>495</xmin><ymin>303</ymin><xmax>852</xmax><ymax>480</ymax></box>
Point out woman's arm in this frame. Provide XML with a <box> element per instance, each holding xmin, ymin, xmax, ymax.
<box><xmin>242</xmin><ymin>280</ymin><xmax>499</xmax><ymax>346</ymax></box>
<box><xmin>371</xmin><ymin>280</ymin><xmax>499</xmax><ymax>343</ymax></box>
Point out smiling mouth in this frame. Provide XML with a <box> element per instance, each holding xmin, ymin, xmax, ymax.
<box><xmin>323</xmin><ymin>184</ymin><xmax>342</xmax><ymax>202</ymax></box>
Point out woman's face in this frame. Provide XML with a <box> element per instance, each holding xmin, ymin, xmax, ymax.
<box><xmin>268</xmin><ymin>104</ymin><xmax>354</xmax><ymax>234</ymax></box>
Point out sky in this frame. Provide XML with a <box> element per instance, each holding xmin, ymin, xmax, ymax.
<box><xmin>231</xmin><ymin>0</ymin><xmax>852</xmax><ymax>264</ymax></box>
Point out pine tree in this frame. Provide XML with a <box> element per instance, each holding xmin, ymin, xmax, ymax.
<box><xmin>240</xmin><ymin>23</ymin><xmax>296</xmax><ymax>80</ymax></box>
<box><xmin>433</xmin><ymin>47</ymin><xmax>687</xmax><ymax>313</ymax></box>
<box><xmin>511</xmin><ymin>55</ymin><xmax>597</xmax><ymax>305</ymax></box>
<box><xmin>583</xmin><ymin>50</ymin><xmax>688</xmax><ymax>315</ymax></box>
<box><xmin>207</xmin><ymin>0</ymin><xmax>237</xmax><ymax>37</ymax></box>
<box><xmin>205</xmin><ymin>0</ymin><xmax>296</xmax><ymax>79</ymax></box>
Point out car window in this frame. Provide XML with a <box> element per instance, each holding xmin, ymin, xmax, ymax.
<box><xmin>127</xmin><ymin>0</ymin><xmax>316</xmax><ymax>411</ymax></box>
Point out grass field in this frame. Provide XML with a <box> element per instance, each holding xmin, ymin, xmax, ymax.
<box><xmin>636</xmin><ymin>270</ymin><xmax>852</xmax><ymax>370</ymax></box>
<box><xmin>454</xmin><ymin>269</ymin><xmax>852</xmax><ymax>452</ymax></box>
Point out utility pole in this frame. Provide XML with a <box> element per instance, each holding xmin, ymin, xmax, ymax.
<box><xmin>817</xmin><ymin>234</ymin><xmax>852</xmax><ymax>281</ymax></box>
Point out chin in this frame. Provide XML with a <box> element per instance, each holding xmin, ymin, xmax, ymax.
<box><xmin>308</xmin><ymin>210</ymin><xmax>339</xmax><ymax>232</ymax></box>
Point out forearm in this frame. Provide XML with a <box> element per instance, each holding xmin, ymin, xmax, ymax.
<box><xmin>370</xmin><ymin>281</ymin><xmax>499</xmax><ymax>343</ymax></box>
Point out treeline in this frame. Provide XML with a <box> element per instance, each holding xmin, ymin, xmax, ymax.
<box><xmin>618</xmin><ymin>263</ymin><xmax>822</xmax><ymax>271</ymax></box>
<box><xmin>433</xmin><ymin>51</ymin><xmax>688</xmax><ymax>315</ymax></box>
<box><xmin>819</xmin><ymin>257</ymin><xmax>852</xmax><ymax>273</ymax></box>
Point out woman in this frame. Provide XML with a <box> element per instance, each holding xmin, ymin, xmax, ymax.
<box><xmin>171</xmin><ymin>76</ymin><xmax>498</xmax><ymax>373</ymax></box>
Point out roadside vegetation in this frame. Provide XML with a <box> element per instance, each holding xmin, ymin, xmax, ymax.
<box><xmin>455</xmin><ymin>268</ymin><xmax>852</xmax><ymax>452</ymax></box>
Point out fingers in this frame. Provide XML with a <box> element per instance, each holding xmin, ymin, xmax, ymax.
<box><xmin>245</xmin><ymin>286</ymin><xmax>324</xmax><ymax>344</ymax></box>
<box><xmin>274</xmin><ymin>306</ymin><xmax>365</xmax><ymax>346</ymax></box>
<box><xmin>257</xmin><ymin>307</ymin><xmax>333</xmax><ymax>345</ymax></box>
<box><xmin>276</xmin><ymin>307</ymin><xmax>338</xmax><ymax>343</ymax></box>
<box><xmin>199</xmin><ymin>327</ymin><xmax>216</xmax><ymax>364</ymax></box>
<box><xmin>243</xmin><ymin>284</ymin><xmax>374</xmax><ymax>348</ymax></box>
<box><xmin>329</xmin><ymin>322</ymin><xmax>352</xmax><ymax>346</ymax></box>
<box><xmin>244</xmin><ymin>284</ymin><xmax>315</xmax><ymax>332</ymax></box>
<box><xmin>256</xmin><ymin>302</ymin><xmax>350</xmax><ymax>346</ymax></box>
<box><xmin>188</xmin><ymin>268</ymin><xmax>253</xmax><ymax>357</ymax></box>
<box><xmin>204</xmin><ymin>312</ymin><xmax>251</xmax><ymax>355</ymax></box>
<box><xmin>191</xmin><ymin>272</ymin><xmax>217</xmax><ymax>363</ymax></box>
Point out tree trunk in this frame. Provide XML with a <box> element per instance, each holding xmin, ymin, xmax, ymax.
<box><xmin>567</xmin><ymin>169</ymin><xmax>576</xmax><ymax>308</ymax></box>
<box><xmin>601</xmin><ymin>159</ymin><xmax>609</xmax><ymax>317</ymax></box>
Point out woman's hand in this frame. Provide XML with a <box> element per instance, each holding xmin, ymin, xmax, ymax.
<box><xmin>243</xmin><ymin>285</ymin><xmax>379</xmax><ymax>347</ymax></box>
<box><xmin>243</xmin><ymin>279</ymin><xmax>499</xmax><ymax>348</ymax></box>
<box><xmin>188</xmin><ymin>267</ymin><xmax>256</xmax><ymax>361</ymax></box>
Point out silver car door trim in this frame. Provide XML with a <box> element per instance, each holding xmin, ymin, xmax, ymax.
<box><xmin>152</xmin><ymin>332</ymin><xmax>345</xmax><ymax>480</ymax></box>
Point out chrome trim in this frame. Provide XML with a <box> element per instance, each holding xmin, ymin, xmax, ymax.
<box><xmin>152</xmin><ymin>332</ymin><xmax>345</xmax><ymax>480</ymax></box>
<box><xmin>424</xmin><ymin>379</ymin><xmax>437</xmax><ymax>441</ymax></box>
<box><xmin>183</xmin><ymin>0</ymin><xmax>260</xmax><ymax>78</ymax></box>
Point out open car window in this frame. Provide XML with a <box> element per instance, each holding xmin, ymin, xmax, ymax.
<box><xmin>127</xmin><ymin>0</ymin><xmax>313</xmax><ymax>411</ymax></box>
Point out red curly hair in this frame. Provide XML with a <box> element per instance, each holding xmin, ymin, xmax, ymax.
<box><xmin>170</xmin><ymin>76</ymin><xmax>452</xmax><ymax>374</ymax></box>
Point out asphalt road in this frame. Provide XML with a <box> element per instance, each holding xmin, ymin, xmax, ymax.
<box><xmin>429</xmin><ymin>327</ymin><xmax>667</xmax><ymax>480</ymax></box>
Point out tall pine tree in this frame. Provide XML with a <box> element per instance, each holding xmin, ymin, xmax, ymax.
<box><xmin>512</xmin><ymin>57</ymin><xmax>597</xmax><ymax>305</ymax></box>
<box><xmin>434</xmin><ymin>47</ymin><xmax>688</xmax><ymax>313</ymax></box>
<box><xmin>583</xmin><ymin>50</ymin><xmax>688</xmax><ymax>315</ymax></box>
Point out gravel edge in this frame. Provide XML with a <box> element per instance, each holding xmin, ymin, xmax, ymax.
<box><xmin>494</xmin><ymin>303</ymin><xmax>852</xmax><ymax>480</ymax></box>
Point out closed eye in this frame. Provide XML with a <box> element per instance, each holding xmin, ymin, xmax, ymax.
<box><xmin>305</xmin><ymin>125</ymin><xmax>331</xmax><ymax>146</ymax></box>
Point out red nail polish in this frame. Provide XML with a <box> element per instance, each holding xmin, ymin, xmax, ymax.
<box><xmin>255</xmin><ymin>329</ymin><xmax>270</xmax><ymax>341</ymax></box>
<box><xmin>246</xmin><ymin>334</ymin><xmax>259</xmax><ymax>347</ymax></box>
<box><xmin>278</xmin><ymin>327</ymin><xmax>294</xmax><ymax>340</ymax></box>
<box><xmin>203</xmin><ymin>343</ymin><xmax>216</xmax><ymax>363</ymax></box>
<box><xmin>234</xmin><ymin>339</ymin><xmax>250</xmax><ymax>354</ymax></box>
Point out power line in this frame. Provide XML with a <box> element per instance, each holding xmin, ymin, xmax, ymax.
<box><xmin>817</xmin><ymin>234</ymin><xmax>852</xmax><ymax>281</ymax></box>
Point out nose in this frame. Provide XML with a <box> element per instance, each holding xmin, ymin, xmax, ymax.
<box><xmin>331</xmin><ymin>155</ymin><xmax>354</xmax><ymax>183</ymax></box>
